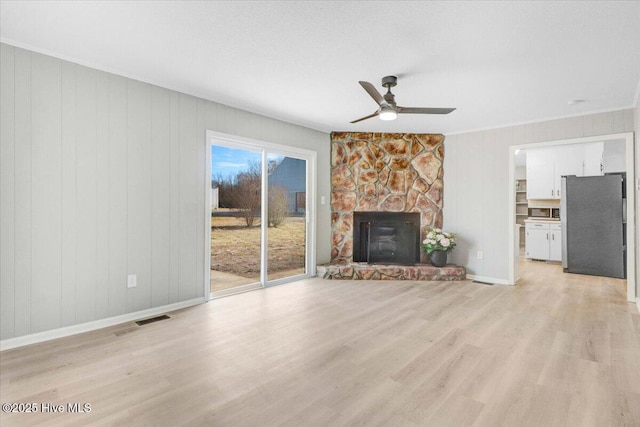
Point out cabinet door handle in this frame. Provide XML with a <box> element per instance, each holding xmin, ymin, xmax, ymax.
<box><xmin>551</xmin><ymin>189</ymin><xmax>554</xmax><ymax>196</ymax></box>
<box><xmin>547</xmin><ymin>233</ymin><xmax>549</xmax><ymax>240</ymax></box>
<box><xmin>552</xmin><ymin>234</ymin><xmax>554</xmax><ymax>240</ymax></box>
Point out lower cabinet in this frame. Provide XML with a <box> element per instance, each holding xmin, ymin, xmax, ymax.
<box><xmin>549</xmin><ymin>224</ymin><xmax>562</xmax><ymax>262</ymax></box>
<box><xmin>525</xmin><ymin>222</ymin><xmax>562</xmax><ymax>261</ymax></box>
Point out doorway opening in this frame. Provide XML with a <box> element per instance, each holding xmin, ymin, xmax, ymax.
<box><xmin>508</xmin><ymin>132</ymin><xmax>636</xmax><ymax>303</ymax></box>
<box><xmin>205</xmin><ymin>131</ymin><xmax>316</xmax><ymax>298</ymax></box>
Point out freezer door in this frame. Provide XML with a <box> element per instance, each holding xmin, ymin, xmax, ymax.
<box><xmin>565</xmin><ymin>175</ymin><xmax>624</xmax><ymax>278</ymax></box>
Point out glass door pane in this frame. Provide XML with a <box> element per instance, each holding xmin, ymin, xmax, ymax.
<box><xmin>210</xmin><ymin>145</ymin><xmax>262</xmax><ymax>293</ymax></box>
<box><xmin>266</xmin><ymin>154</ymin><xmax>307</xmax><ymax>281</ymax></box>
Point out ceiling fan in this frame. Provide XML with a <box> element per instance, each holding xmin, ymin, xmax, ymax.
<box><xmin>351</xmin><ymin>75</ymin><xmax>456</xmax><ymax>123</ymax></box>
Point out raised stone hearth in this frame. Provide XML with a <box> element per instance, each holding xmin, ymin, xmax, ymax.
<box><xmin>317</xmin><ymin>263</ymin><xmax>466</xmax><ymax>281</ymax></box>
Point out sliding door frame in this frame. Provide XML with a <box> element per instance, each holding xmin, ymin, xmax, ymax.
<box><xmin>204</xmin><ymin>130</ymin><xmax>317</xmax><ymax>299</ymax></box>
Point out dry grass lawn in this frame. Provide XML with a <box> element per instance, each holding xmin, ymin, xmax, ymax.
<box><xmin>211</xmin><ymin>213</ymin><xmax>305</xmax><ymax>279</ymax></box>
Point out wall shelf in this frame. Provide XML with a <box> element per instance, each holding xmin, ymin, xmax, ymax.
<box><xmin>515</xmin><ymin>179</ymin><xmax>527</xmax><ymax>247</ymax></box>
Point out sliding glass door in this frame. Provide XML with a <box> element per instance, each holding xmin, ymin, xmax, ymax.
<box><xmin>267</xmin><ymin>154</ymin><xmax>307</xmax><ymax>282</ymax></box>
<box><xmin>208</xmin><ymin>133</ymin><xmax>315</xmax><ymax>297</ymax></box>
<box><xmin>210</xmin><ymin>145</ymin><xmax>263</xmax><ymax>293</ymax></box>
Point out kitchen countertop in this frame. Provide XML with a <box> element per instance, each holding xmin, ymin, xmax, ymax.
<box><xmin>524</xmin><ymin>218</ymin><xmax>561</xmax><ymax>224</ymax></box>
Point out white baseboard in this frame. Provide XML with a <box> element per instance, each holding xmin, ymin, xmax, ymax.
<box><xmin>467</xmin><ymin>274</ymin><xmax>513</xmax><ymax>286</ymax></box>
<box><xmin>637</xmin><ymin>298</ymin><xmax>640</xmax><ymax>316</ymax></box>
<box><xmin>0</xmin><ymin>297</ymin><xmax>206</xmax><ymax>352</ymax></box>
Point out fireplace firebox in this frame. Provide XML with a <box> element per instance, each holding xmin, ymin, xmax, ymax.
<box><xmin>353</xmin><ymin>212</ymin><xmax>420</xmax><ymax>265</ymax></box>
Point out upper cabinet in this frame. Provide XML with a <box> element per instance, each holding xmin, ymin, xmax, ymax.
<box><xmin>526</xmin><ymin>149</ymin><xmax>556</xmax><ymax>199</ymax></box>
<box><xmin>526</xmin><ymin>145</ymin><xmax>586</xmax><ymax>200</ymax></box>
<box><xmin>553</xmin><ymin>145</ymin><xmax>585</xmax><ymax>198</ymax></box>
<box><xmin>583</xmin><ymin>142</ymin><xmax>604</xmax><ymax>176</ymax></box>
<box><xmin>524</xmin><ymin>142</ymin><xmax>623</xmax><ymax>200</ymax></box>
<box><xmin>602</xmin><ymin>140</ymin><xmax>626</xmax><ymax>173</ymax></box>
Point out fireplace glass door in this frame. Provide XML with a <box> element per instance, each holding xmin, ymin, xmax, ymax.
<box><xmin>367</xmin><ymin>221</ymin><xmax>418</xmax><ymax>265</ymax></box>
<box><xmin>353</xmin><ymin>211</ymin><xmax>420</xmax><ymax>265</ymax></box>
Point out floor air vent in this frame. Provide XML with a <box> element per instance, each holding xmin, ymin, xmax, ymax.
<box><xmin>136</xmin><ymin>314</ymin><xmax>171</xmax><ymax>326</ymax></box>
<box><xmin>472</xmin><ymin>280</ymin><xmax>494</xmax><ymax>286</ymax></box>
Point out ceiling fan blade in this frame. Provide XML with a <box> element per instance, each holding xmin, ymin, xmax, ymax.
<box><xmin>398</xmin><ymin>107</ymin><xmax>456</xmax><ymax>114</ymax></box>
<box><xmin>359</xmin><ymin>81</ymin><xmax>384</xmax><ymax>106</ymax></box>
<box><xmin>350</xmin><ymin>111</ymin><xmax>379</xmax><ymax>124</ymax></box>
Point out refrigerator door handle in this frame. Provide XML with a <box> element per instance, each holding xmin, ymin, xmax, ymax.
<box><xmin>561</xmin><ymin>176</ymin><xmax>568</xmax><ymax>269</ymax></box>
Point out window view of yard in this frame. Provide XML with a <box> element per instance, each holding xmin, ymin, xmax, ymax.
<box><xmin>211</xmin><ymin>212</ymin><xmax>306</xmax><ymax>292</ymax></box>
<box><xmin>210</xmin><ymin>146</ymin><xmax>306</xmax><ymax>293</ymax></box>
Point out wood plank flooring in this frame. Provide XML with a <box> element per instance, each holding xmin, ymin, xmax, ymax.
<box><xmin>1</xmin><ymin>259</ymin><xmax>639</xmax><ymax>426</ymax></box>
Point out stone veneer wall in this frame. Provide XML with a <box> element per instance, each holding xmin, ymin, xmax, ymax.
<box><xmin>330</xmin><ymin>132</ymin><xmax>445</xmax><ymax>263</ymax></box>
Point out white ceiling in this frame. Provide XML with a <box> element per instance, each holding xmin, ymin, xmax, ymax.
<box><xmin>1</xmin><ymin>1</ymin><xmax>639</xmax><ymax>135</ymax></box>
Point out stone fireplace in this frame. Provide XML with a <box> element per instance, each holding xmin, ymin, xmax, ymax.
<box><xmin>323</xmin><ymin>132</ymin><xmax>465</xmax><ymax>281</ymax></box>
<box><xmin>331</xmin><ymin>132</ymin><xmax>444</xmax><ymax>263</ymax></box>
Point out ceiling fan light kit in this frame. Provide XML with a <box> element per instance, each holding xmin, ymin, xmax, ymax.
<box><xmin>379</xmin><ymin>106</ymin><xmax>397</xmax><ymax>121</ymax></box>
<box><xmin>351</xmin><ymin>75</ymin><xmax>456</xmax><ymax>124</ymax></box>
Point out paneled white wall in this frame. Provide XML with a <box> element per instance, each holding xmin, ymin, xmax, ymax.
<box><xmin>444</xmin><ymin>109</ymin><xmax>635</xmax><ymax>283</ymax></box>
<box><xmin>0</xmin><ymin>43</ymin><xmax>331</xmax><ymax>340</ymax></box>
<box><xmin>636</xmin><ymin>103</ymin><xmax>640</xmax><ymax>299</ymax></box>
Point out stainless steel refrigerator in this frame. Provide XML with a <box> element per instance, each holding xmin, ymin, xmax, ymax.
<box><xmin>560</xmin><ymin>174</ymin><xmax>626</xmax><ymax>278</ymax></box>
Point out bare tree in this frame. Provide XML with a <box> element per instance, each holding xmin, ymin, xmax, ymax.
<box><xmin>217</xmin><ymin>160</ymin><xmax>288</xmax><ymax>227</ymax></box>
<box><xmin>228</xmin><ymin>162</ymin><xmax>261</xmax><ymax>227</ymax></box>
<box><xmin>211</xmin><ymin>173</ymin><xmax>235</xmax><ymax>208</ymax></box>
<box><xmin>268</xmin><ymin>185</ymin><xmax>289</xmax><ymax>228</ymax></box>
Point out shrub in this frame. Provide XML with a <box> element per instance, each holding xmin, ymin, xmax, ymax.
<box><xmin>268</xmin><ymin>186</ymin><xmax>289</xmax><ymax>228</ymax></box>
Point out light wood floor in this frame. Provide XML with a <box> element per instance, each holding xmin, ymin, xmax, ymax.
<box><xmin>1</xmin><ymin>259</ymin><xmax>639</xmax><ymax>426</ymax></box>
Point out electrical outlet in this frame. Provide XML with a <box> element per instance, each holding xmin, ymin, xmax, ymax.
<box><xmin>477</xmin><ymin>250</ymin><xmax>484</xmax><ymax>260</ymax></box>
<box><xmin>320</xmin><ymin>196</ymin><xmax>326</xmax><ymax>205</ymax></box>
<box><xmin>127</xmin><ymin>274</ymin><xmax>137</xmax><ymax>288</ymax></box>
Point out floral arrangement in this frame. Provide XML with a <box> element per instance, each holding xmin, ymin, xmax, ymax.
<box><xmin>421</xmin><ymin>228</ymin><xmax>456</xmax><ymax>254</ymax></box>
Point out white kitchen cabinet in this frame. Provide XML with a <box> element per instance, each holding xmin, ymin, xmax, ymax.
<box><xmin>583</xmin><ymin>142</ymin><xmax>604</xmax><ymax>176</ymax></box>
<box><xmin>553</xmin><ymin>145</ymin><xmax>584</xmax><ymax>198</ymax></box>
<box><xmin>549</xmin><ymin>224</ymin><xmax>562</xmax><ymax>261</ymax></box>
<box><xmin>527</xmin><ymin>146</ymin><xmax>585</xmax><ymax>200</ymax></box>
<box><xmin>526</xmin><ymin>149</ymin><xmax>556</xmax><ymax>199</ymax></box>
<box><xmin>602</xmin><ymin>140</ymin><xmax>625</xmax><ymax>173</ymax></box>
<box><xmin>525</xmin><ymin>223</ymin><xmax>550</xmax><ymax>259</ymax></box>
<box><xmin>525</xmin><ymin>221</ymin><xmax>562</xmax><ymax>261</ymax></box>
